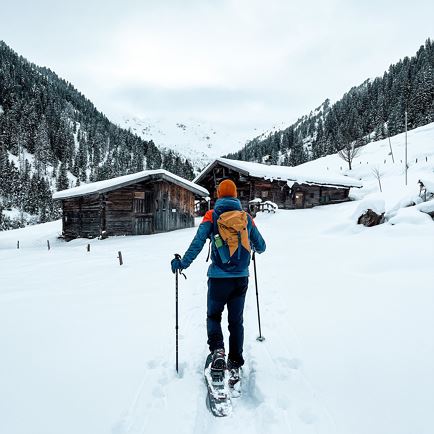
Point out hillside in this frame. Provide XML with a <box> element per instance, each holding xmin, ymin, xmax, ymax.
<box><xmin>228</xmin><ymin>38</ymin><xmax>434</xmax><ymax>167</ymax></box>
<box><xmin>1</xmin><ymin>122</ymin><xmax>433</xmax><ymax>434</ymax></box>
<box><xmin>0</xmin><ymin>41</ymin><xmax>195</xmax><ymax>230</ymax></box>
<box><xmin>119</xmin><ymin>116</ymin><xmax>262</xmax><ymax>172</ymax></box>
<box><xmin>298</xmin><ymin>121</ymin><xmax>434</xmax><ymax>208</ymax></box>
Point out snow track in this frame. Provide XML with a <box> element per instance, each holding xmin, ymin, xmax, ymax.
<box><xmin>113</xmin><ymin>254</ymin><xmax>336</xmax><ymax>434</ymax></box>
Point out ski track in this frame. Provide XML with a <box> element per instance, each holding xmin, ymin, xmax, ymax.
<box><xmin>114</xmin><ymin>263</ymin><xmax>337</xmax><ymax>434</ymax></box>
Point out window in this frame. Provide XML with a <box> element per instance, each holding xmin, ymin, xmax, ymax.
<box><xmin>261</xmin><ymin>190</ymin><xmax>269</xmax><ymax>198</ymax></box>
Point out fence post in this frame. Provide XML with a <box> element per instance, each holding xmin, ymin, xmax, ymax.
<box><xmin>47</xmin><ymin>240</ymin><xmax>50</xmax><ymax>251</ymax></box>
<box><xmin>118</xmin><ymin>251</ymin><xmax>123</xmax><ymax>266</ymax></box>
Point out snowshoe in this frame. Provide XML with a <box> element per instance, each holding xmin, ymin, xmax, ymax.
<box><xmin>204</xmin><ymin>349</ymin><xmax>232</xmax><ymax>417</ymax></box>
<box><xmin>227</xmin><ymin>359</ymin><xmax>242</xmax><ymax>398</ymax></box>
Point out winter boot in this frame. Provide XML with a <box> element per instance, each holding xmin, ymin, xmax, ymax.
<box><xmin>227</xmin><ymin>359</ymin><xmax>241</xmax><ymax>395</ymax></box>
<box><xmin>206</xmin><ymin>348</ymin><xmax>226</xmax><ymax>383</ymax></box>
<box><xmin>211</xmin><ymin>348</ymin><xmax>226</xmax><ymax>371</ymax></box>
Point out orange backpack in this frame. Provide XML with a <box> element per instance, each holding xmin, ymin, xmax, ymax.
<box><xmin>216</xmin><ymin>210</ymin><xmax>251</xmax><ymax>257</ymax></box>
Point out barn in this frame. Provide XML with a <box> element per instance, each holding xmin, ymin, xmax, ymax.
<box><xmin>194</xmin><ymin>158</ymin><xmax>362</xmax><ymax>211</ymax></box>
<box><xmin>53</xmin><ymin>169</ymin><xmax>209</xmax><ymax>240</ymax></box>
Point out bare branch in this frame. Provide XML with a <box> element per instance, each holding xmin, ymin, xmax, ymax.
<box><xmin>338</xmin><ymin>144</ymin><xmax>361</xmax><ymax>170</ymax></box>
<box><xmin>371</xmin><ymin>167</ymin><xmax>383</xmax><ymax>192</ymax></box>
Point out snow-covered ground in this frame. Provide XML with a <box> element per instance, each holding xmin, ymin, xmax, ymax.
<box><xmin>1</xmin><ymin>122</ymin><xmax>434</xmax><ymax>434</ymax></box>
<box><xmin>1</xmin><ymin>203</ymin><xmax>433</xmax><ymax>434</ymax></box>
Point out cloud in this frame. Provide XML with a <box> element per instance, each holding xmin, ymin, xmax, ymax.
<box><xmin>1</xmin><ymin>0</ymin><xmax>434</xmax><ymax>146</ymax></box>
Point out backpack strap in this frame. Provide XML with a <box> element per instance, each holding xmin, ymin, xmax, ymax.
<box><xmin>237</xmin><ymin>231</ymin><xmax>241</xmax><ymax>260</ymax></box>
<box><xmin>206</xmin><ymin>239</ymin><xmax>211</xmax><ymax>262</ymax></box>
<box><xmin>206</xmin><ymin>211</ymin><xmax>218</xmax><ymax>263</ymax></box>
<box><xmin>212</xmin><ymin>210</ymin><xmax>219</xmax><ymax>237</ymax></box>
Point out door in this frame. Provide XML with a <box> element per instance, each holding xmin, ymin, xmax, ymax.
<box><xmin>133</xmin><ymin>191</ymin><xmax>154</xmax><ymax>234</ymax></box>
<box><xmin>294</xmin><ymin>192</ymin><xmax>304</xmax><ymax>208</ymax></box>
<box><xmin>134</xmin><ymin>216</ymin><xmax>154</xmax><ymax>235</ymax></box>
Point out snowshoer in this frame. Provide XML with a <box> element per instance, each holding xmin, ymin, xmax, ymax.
<box><xmin>171</xmin><ymin>179</ymin><xmax>266</xmax><ymax>381</ymax></box>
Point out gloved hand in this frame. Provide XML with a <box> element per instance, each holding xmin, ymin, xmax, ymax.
<box><xmin>171</xmin><ymin>257</ymin><xmax>185</xmax><ymax>274</ymax></box>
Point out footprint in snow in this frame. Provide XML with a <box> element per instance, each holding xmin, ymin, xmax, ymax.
<box><xmin>276</xmin><ymin>356</ymin><xmax>303</xmax><ymax>370</ymax></box>
<box><xmin>147</xmin><ymin>360</ymin><xmax>158</xmax><ymax>369</ymax></box>
<box><xmin>152</xmin><ymin>386</ymin><xmax>165</xmax><ymax>398</ymax></box>
<box><xmin>298</xmin><ymin>407</ymin><xmax>318</xmax><ymax>425</ymax></box>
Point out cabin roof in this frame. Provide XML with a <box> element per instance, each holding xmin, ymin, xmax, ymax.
<box><xmin>53</xmin><ymin>169</ymin><xmax>209</xmax><ymax>200</ymax></box>
<box><xmin>194</xmin><ymin>158</ymin><xmax>363</xmax><ymax>189</ymax></box>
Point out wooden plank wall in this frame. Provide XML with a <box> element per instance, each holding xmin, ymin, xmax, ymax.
<box><xmin>104</xmin><ymin>180</ymin><xmax>195</xmax><ymax>236</ymax></box>
<box><xmin>197</xmin><ymin>162</ymin><xmax>351</xmax><ymax>211</ymax></box>
<box><xmin>154</xmin><ymin>182</ymin><xmax>195</xmax><ymax>232</ymax></box>
<box><xmin>62</xmin><ymin>194</ymin><xmax>101</xmax><ymax>239</ymax></box>
<box><xmin>105</xmin><ymin>187</ymin><xmax>136</xmax><ymax>236</ymax></box>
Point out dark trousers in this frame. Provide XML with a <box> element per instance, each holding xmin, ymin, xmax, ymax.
<box><xmin>207</xmin><ymin>276</ymin><xmax>248</xmax><ymax>367</ymax></box>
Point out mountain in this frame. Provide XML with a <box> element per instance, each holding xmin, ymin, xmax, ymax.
<box><xmin>119</xmin><ymin>116</ymin><xmax>260</xmax><ymax>171</ymax></box>
<box><xmin>227</xmin><ymin>38</ymin><xmax>434</xmax><ymax>166</ymax></box>
<box><xmin>0</xmin><ymin>41</ymin><xmax>195</xmax><ymax>230</ymax></box>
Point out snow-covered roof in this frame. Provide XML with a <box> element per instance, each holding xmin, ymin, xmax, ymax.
<box><xmin>194</xmin><ymin>158</ymin><xmax>363</xmax><ymax>189</ymax></box>
<box><xmin>53</xmin><ymin>169</ymin><xmax>209</xmax><ymax>200</ymax></box>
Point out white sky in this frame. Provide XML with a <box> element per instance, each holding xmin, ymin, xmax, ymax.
<box><xmin>1</xmin><ymin>0</ymin><xmax>434</xmax><ymax>147</ymax></box>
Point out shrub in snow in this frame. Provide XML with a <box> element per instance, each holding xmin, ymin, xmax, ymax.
<box><xmin>352</xmin><ymin>196</ymin><xmax>385</xmax><ymax>226</ymax></box>
<box><xmin>418</xmin><ymin>176</ymin><xmax>434</xmax><ymax>195</ymax></box>
<box><xmin>357</xmin><ymin>209</ymin><xmax>385</xmax><ymax>227</ymax></box>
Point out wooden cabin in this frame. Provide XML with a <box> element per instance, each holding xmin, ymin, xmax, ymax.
<box><xmin>53</xmin><ymin>170</ymin><xmax>209</xmax><ymax>240</ymax></box>
<box><xmin>194</xmin><ymin>158</ymin><xmax>362</xmax><ymax>211</ymax></box>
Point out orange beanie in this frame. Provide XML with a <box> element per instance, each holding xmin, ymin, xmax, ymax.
<box><xmin>217</xmin><ymin>179</ymin><xmax>237</xmax><ymax>198</ymax></box>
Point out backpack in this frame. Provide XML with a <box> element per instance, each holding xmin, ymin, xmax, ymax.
<box><xmin>211</xmin><ymin>210</ymin><xmax>251</xmax><ymax>271</ymax></box>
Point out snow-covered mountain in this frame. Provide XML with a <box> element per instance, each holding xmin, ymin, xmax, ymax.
<box><xmin>119</xmin><ymin>116</ymin><xmax>261</xmax><ymax>170</ymax></box>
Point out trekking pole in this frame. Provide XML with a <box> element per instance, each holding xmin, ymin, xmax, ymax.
<box><xmin>253</xmin><ymin>251</ymin><xmax>265</xmax><ymax>342</ymax></box>
<box><xmin>174</xmin><ymin>253</ymin><xmax>186</xmax><ymax>374</ymax></box>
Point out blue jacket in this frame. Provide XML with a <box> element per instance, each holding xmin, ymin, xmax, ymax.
<box><xmin>181</xmin><ymin>197</ymin><xmax>266</xmax><ymax>278</ymax></box>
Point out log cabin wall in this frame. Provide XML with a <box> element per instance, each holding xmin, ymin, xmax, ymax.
<box><xmin>200</xmin><ymin>164</ymin><xmax>253</xmax><ymax>209</ymax></box>
<box><xmin>62</xmin><ymin>194</ymin><xmax>101</xmax><ymax>239</ymax></box>
<box><xmin>102</xmin><ymin>179</ymin><xmax>195</xmax><ymax>236</ymax></box>
<box><xmin>60</xmin><ymin>176</ymin><xmax>196</xmax><ymax>240</ymax></box>
<box><xmin>197</xmin><ymin>162</ymin><xmax>352</xmax><ymax>211</ymax></box>
<box><xmin>153</xmin><ymin>181</ymin><xmax>195</xmax><ymax>233</ymax></box>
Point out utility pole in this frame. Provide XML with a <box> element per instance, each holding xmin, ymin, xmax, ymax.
<box><xmin>405</xmin><ymin>110</ymin><xmax>408</xmax><ymax>186</ymax></box>
<box><xmin>18</xmin><ymin>136</ymin><xmax>25</xmax><ymax>225</ymax></box>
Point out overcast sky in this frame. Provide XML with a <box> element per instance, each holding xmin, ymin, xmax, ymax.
<box><xmin>2</xmin><ymin>0</ymin><xmax>434</xmax><ymax>146</ymax></box>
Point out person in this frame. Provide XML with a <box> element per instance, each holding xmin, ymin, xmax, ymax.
<box><xmin>171</xmin><ymin>179</ymin><xmax>266</xmax><ymax>381</ymax></box>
